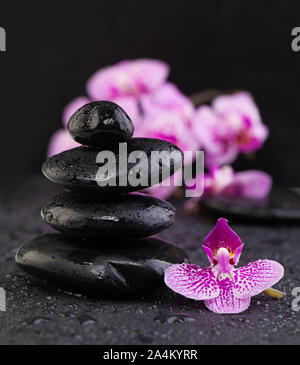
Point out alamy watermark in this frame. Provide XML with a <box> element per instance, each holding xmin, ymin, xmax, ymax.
<box><xmin>0</xmin><ymin>27</ymin><xmax>6</xmax><ymax>52</ymax></box>
<box><xmin>291</xmin><ymin>287</ymin><xmax>300</xmax><ymax>312</ymax></box>
<box><xmin>291</xmin><ymin>27</ymin><xmax>300</xmax><ymax>52</ymax></box>
<box><xmin>0</xmin><ymin>287</ymin><xmax>6</xmax><ymax>311</ymax></box>
<box><xmin>95</xmin><ymin>143</ymin><xmax>204</xmax><ymax>197</ymax></box>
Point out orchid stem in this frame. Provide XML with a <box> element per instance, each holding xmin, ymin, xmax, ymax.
<box><xmin>263</xmin><ymin>287</ymin><xmax>286</xmax><ymax>299</ymax></box>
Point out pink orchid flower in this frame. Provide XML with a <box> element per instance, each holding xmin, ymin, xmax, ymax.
<box><xmin>221</xmin><ymin>169</ymin><xmax>273</xmax><ymax>200</ymax></box>
<box><xmin>140</xmin><ymin>82</ymin><xmax>195</xmax><ymax>125</ymax></box>
<box><xmin>86</xmin><ymin>59</ymin><xmax>170</xmax><ymax>99</ymax></box>
<box><xmin>192</xmin><ymin>106</ymin><xmax>239</xmax><ymax>167</ymax></box>
<box><xmin>62</xmin><ymin>96</ymin><xmax>90</xmax><ymax>127</ymax></box>
<box><xmin>47</xmin><ymin>129</ymin><xmax>80</xmax><ymax>157</ymax></box>
<box><xmin>192</xmin><ymin>92</ymin><xmax>268</xmax><ymax>167</ymax></box>
<box><xmin>48</xmin><ymin>96</ymin><xmax>88</xmax><ymax>156</ymax></box>
<box><xmin>186</xmin><ymin>166</ymin><xmax>272</xmax><ymax>200</ymax></box>
<box><xmin>165</xmin><ymin>218</ymin><xmax>284</xmax><ymax>314</ymax></box>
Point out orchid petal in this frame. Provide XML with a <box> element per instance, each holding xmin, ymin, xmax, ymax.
<box><xmin>237</xmin><ymin>123</ymin><xmax>269</xmax><ymax>153</ymax></box>
<box><xmin>233</xmin><ymin>259</ymin><xmax>284</xmax><ymax>299</ymax></box>
<box><xmin>222</xmin><ymin>170</ymin><xmax>272</xmax><ymax>200</ymax></box>
<box><xmin>204</xmin><ymin>278</ymin><xmax>250</xmax><ymax>314</ymax></box>
<box><xmin>232</xmin><ymin>244</ymin><xmax>244</xmax><ymax>265</ymax></box>
<box><xmin>165</xmin><ymin>264</ymin><xmax>220</xmax><ymax>300</ymax></box>
<box><xmin>146</xmin><ymin>169</ymin><xmax>182</xmax><ymax>200</ymax></box>
<box><xmin>212</xmin><ymin>92</ymin><xmax>268</xmax><ymax>153</ymax></box>
<box><xmin>137</xmin><ymin>105</ymin><xmax>199</xmax><ymax>152</ymax></box>
<box><xmin>111</xmin><ymin>96</ymin><xmax>141</xmax><ymax>126</ymax></box>
<box><xmin>142</xmin><ymin>82</ymin><xmax>194</xmax><ymax>123</ymax></box>
<box><xmin>87</xmin><ymin>59</ymin><xmax>169</xmax><ymax>100</ymax></box>
<box><xmin>192</xmin><ymin>92</ymin><xmax>268</xmax><ymax>163</ymax></box>
<box><xmin>63</xmin><ymin>96</ymin><xmax>90</xmax><ymax>127</ymax></box>
<box><xmin>202</xmin><ymin>245</ymin><xmax>214</xmax><ymax>265</ymax></box>
<box><xmin>205</xmin><ymin>146</ymin><xmax>238</xmax><ymax>168</ymax></box>
<box><xmin>209</xmin><ymin>165</ymin><xmax>234</xmax><ymax>194</ymax></box>
<box><xmin>125</xmin><ymin>59</ymin><xmax>169</xmax><ymax>94</ymax></box>
<box><xmin>212</xmin><ymin>92</ymin><xmax>261</xmax><ymax>124</ymax></box>
<box><xmin>146</xmin><ymin>184</ymin><xmax>177</xmax><ymax>200</ymax></box>
<box><xmin>47</xmin><ymin>129</ymin><xmax>80</xmax><ymax>157</ymax></box>
<box><xmin>192</xmin><ymin>105</ymin><xmax>239</xmax><ymax>167</ymax></box>
<box><xmin>204</xmin><ymin>218</ymin><xmax>242</xmax><ymax>254</ymax></box>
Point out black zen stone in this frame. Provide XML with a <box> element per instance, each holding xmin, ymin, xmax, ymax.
<box><xmin>42</xmin><ymin>138</ymin><xmax>183</xmax><ymax>194</ymax></box>
<box><xmin>201</xmin><ymin>188</ymin><xmax>300</xmax><ymax>222</ymax></box>
<box><xmin>41</xmin><ymin>192</ymin><xmax>176</xmax><ymax>239</ymax></box>
<box><xmin>15</xmin><ymin>233</ymin><xmax>188</xmax><ymax>298</ymax></box>
<box><xmin>67</xmin><ymin>101</ymin><xmax>134</xmax><ymax>146</ymax></box>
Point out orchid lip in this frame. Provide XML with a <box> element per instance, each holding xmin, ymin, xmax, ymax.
<box><xmin>203</xmin><ymin>218</ymin><xmax>244</xmax><ymax>263</ymax></box>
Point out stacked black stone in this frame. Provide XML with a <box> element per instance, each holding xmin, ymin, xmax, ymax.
<box><xmin>16</xmin><ymin>101</ymin><xmax>188</xmax><ymax>298</ymax></box>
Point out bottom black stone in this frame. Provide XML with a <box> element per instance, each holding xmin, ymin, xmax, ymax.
<box><xmin>15</xmin><ymin>233</ymin><xmax>188</xmax><ymax>298</ymax></box>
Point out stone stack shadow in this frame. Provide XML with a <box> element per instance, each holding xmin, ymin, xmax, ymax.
<box><xmin>16</xmin><ymin>101</ymin><xmax>188</xmax><ymax>298</ymax></box>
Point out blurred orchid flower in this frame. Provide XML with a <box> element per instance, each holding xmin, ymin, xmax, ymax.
<box><xmin>146</xmin><ymin>170</ymin><xmax>183</xmax><ymax>200</ymax></box>
<box><xmin>47</xmin><ymin>129</ymin><xmax>80</xmax><ymax>157</ymax></box>
<box><xmin>62</xmin><ymin>96</ymin><xmax>90</xmax><ymax>127</ymax></box>
<box><xmin>86</xmin><ymin>59</ymin><xmax>170</xmax><ymax>99</ymax></box>
<box><xmin>221</xmin><ymin>169</ymin><xmax>273</xmax><ymax>200</ymax></box>
<box><xmin>185</xmin><ymin>165</ymin><xmax>272</xmax><ymax>202</ymax></box>
<box><xmin>48</xmin><ymin>96</ymin><xmax>89</xmax><ymax>155</ymax></box>
<box><xmin>48</xmin><ymin>60</ymin><xmax>271</xmax><ymax>202</ymax></box>
<box><xmin>140</xmin><ymin>82</ymin><xmax>195</xmax><ymax>124</ymax></box>
<box><xmin>192</xmin><ymin>92</ymin><xmax>268</xmax><ymax>167</ymax></box>
<box><xmin>165</xmin><ymin>218</ymin><xmax>284</xmax><ymax>314</ymax></box>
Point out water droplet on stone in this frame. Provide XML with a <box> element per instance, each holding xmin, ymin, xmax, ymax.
<box><xmin>100</xmin><ymin>215</ymin><xmax>120</xmax><ymax>222</ymax></box>
<box><xmin>45</xmin><ymin>212</ymin><xmax>53</xmax><ymax>221</ymax></box>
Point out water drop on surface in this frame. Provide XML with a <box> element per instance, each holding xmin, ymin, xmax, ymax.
<box><xmin>154</xmin><ymin>312</ymin><xmax>196</xmax><ymax>324</ymax></box>
<box><xmin>25</xmin><ymin>317</ymin><xmax>50</xmax><ymax>325</ymax></box>
<box><xmin>79</xmin><ymin>313</ymin><xmax>96</xmax><ymax>326</ymax></box>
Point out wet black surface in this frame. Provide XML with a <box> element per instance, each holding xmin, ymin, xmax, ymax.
<box><xmin>0</xmin><ymin>176</ymin><xmax>300</xmax><ymax>345</ymax></box>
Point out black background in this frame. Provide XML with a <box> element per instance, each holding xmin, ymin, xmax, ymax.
<box><xmin>0</xmin><ymin>0</ymin><xmax>299</xmax><ymax>186</ymax></box>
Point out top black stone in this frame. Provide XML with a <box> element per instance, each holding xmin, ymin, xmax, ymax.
<box><xmin>67</xmin><ymin>101</ymin><xmax>134</xmax><ymax>146</ymax></box>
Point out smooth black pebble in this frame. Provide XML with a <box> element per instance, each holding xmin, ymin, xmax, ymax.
<box><xmin>67</xmin><ymin>101</ymin><xmax>134</xmax><ymax>146</ymax></box>
<box><xmin>15</xmin><ymin>234</ymin><xmax>188</xmax><ymax>297</ymax></box>
<box><xmin>41</xmin><ymin>191</ymin><xmax>176</xmax><ymax>238</ymax></box>
<box><xmin>201</xmin><ymin>188</ymin><xmax>300</xmax><ymax>222</ymax></box>
<box><xmin>42</xmin><ymin>138</ymin><xmax>183</xmax><ymax>194</ymax></box>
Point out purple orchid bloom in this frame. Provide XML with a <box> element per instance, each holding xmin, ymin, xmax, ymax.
<box><xmin>86</xmin><ymin>59</ymin><xmax>170</xmax><ymax>99</ymax></box>
<box><xmin>165</xmin><ymin>218</ymin><xmax>284</xmax><ymax>314</ymax></box>
<box><xmin>62</xmin><ymin>96</ymin><xmax>90</xmax><ymax>127</ymax></box>
<box><xmin>192</xmin><ymin>105</ymin><xmax>239</xmax><ymax>167</ymax></box>
<box><xmin>47</xmin><ymin>129</ymin><xmax>80</xmax><ymax>157</ymax></box>
<box><xmin>192</xmin><ymin>92</ymin><xmax>268</xmax><ymax>167</ymax></box>
<box><xmin>48</xmin><ymin>96</ymin><xmax>88</xmax><ymax>156</ymax></box>
<box><xmin>186</xmin><ymin>166</ymin><xmax>272</xmax><ymax>200</ymax></box>
<box><xmin>221</xmin><ymin>169</ymin><xmax>273</xmax><ymax>200</ymax></box>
